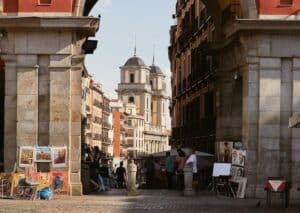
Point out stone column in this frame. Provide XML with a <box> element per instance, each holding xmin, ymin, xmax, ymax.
<box><xmin>243</xmin><ymin>58</ymin><xmax>260</xmax><ymax>197</ymax></box>
<box><xmin>256</xmin><ymin>58</ymin><xmax>281</xmax><ymax>197</ymax></box>
<box><xmin>291</xmin><ymin>58</ymin><xmax>300</xmax><ymax>197</ymax></box>
<box><xmin>127</xmin><ymin>159</ymin><xmax>138</xmax><ymax>196</ymax></box>
<box><xmin>183</xmin><ymin>164</ymin><xmax>195</xmax><ymax>196</ymax></box>
<box><xmin>16</xmin><ymin>55</ymin><xmax>39</xmax><ymax>149</ymax></box>
<box><xmin>69</xmin><ymin>54</ymin><xmax>85</xmax><ymax>196</ymax></box>
<box><xmin>3</xmin><ymin>55</ymin><xmax>17</xmax><ymax>172</ymax></box>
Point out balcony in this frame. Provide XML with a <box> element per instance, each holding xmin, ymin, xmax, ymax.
<box><xmin>117</xmin><ymin>83</ymin><xmax>152</xmax><ymax>93</ymax></box>
<box><xmin>93</xmin><ymin>133</ymin><xmax>102</xmax><ymax>141</ymax></box>
<box><xmin>93</xmin><ymin>116</ymin><xmax>102</xmax><ymax>125</ymax></box>
<box><xmin>93</xmin><ymin>99</ymin><xmax>103</xmax><ymax>109</ymax></box>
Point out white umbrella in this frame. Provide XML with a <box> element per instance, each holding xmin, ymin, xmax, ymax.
<box><xmin>152</xmin><ymin>148</ymin><xmax>214</xmax><ymax>157</ymax></box>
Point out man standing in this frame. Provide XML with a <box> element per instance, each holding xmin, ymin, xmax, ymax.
<box><xmin>165</xmin><ymin>151</ymin><xmax>175</xmax><ymax>189</ymax></box>
<box><xmin>116</xmin><ymin>162</ymin><xmax>127</xmax><ymax>188</ymax></box>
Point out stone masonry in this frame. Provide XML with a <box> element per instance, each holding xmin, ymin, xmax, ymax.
<box><xmin>0</xmin><ymin>17</ymin><xmax>99</xmax><ymax>195</ymax></box>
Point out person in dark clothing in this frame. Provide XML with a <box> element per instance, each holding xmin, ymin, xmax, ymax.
<box><xmin>116</xmin><ymin>162</ymin><xmax>127</xmax><ymax>188</ymax></box>
<box><xmin>144</xmin><ymin>156</ymin><xmax>155</xmax><ymax>189</ymax></box>
<box><xmin>98</xmin><ymin>160</ymin><xmax>109</xmax><ymax>192</ymax></box>
<box><xmin>165</xmin><ymin>151</ymin><xmax>175</xmax><ymax>189</ymax></box>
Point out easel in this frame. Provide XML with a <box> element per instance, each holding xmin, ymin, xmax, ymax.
<box><xmin>209</xmin><ymin>163</ymin><xmax>235</xmax><ymax>197</ymax></box>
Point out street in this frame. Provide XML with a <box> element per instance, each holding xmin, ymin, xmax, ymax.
<box><xmin>0</xmin><ymin>190</ymin><xmax>299</xmax><ymax>213</ymax></box>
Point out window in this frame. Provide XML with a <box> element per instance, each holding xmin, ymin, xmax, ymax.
<box><xmin>129</xmin><ymin>96</ymin><xmax>134</xmax><ymax>103</ymax></box>
<box><xmin>280</xmin><ymin>0</ymin><xmax>293</xmax><ymax>5</ymax></box>
<box><xmin>130</xmin><ymin>73</ymin><xmax>135</xmax><ymax>83</ymax></box>
<box><xmin>39</xmin><ymin>0</ymin><xmax>52</xmax><ymax>5</ymax></box>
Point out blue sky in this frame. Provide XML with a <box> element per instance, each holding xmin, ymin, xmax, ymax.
<box><xmin>86</xmin><ymin>0</ymin><xmax>176</xmax><ymax>97</ymax></box>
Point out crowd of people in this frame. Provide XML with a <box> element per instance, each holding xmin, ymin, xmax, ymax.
<box><xmin>83</xmin><ymin>145</ymin><xmax>198</xmax><ymax>193</ymax></box>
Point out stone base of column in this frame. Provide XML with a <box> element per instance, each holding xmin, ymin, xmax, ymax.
<box><xmin>69</xmin><ymin>183</ymin><xmax>83</xmax><ymax>196</ymax></box>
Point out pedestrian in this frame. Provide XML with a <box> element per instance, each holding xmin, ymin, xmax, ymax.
<box><xmin>144</xmin><ymin>155</ymin><xmax>155</xmax><ymax>189</ymax></box>
<box><xmin>84</xmin><ymin>147</ymin><xmax>99</xmax><ymax>191</ymax></box>
<box><xmin>98</xmin><ymin>159</ymin><xmax>109</xmax><ymax>192</ymax></box>
<box><xmin>116</xmin><ymin>161</ymin><xmax>127</xmax><ymax>188</ymax></box>
<box><xmin>165</xmin><ymin>151</ymin><xmax>175</xmax><ymax>189</ymax></box>
<box><xmin>186</xmin><ymin>148</ymin><xmax>198</xmax><ymax>189</ymax></box>
<box><xmin>176</xmin><ymin>147</ymin><xmax>186</xmax><ymax>190</ymax></box>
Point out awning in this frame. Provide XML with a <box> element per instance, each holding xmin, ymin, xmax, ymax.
<box><xmin>151</xmin><ymin>148</ymin><xmax>214</xmax><ymax>158</ymax></box>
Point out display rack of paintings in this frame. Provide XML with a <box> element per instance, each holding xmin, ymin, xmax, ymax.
<box><xmin>18</xmin><ymin>146</ymin><xmax>67</xmax><ymax>168</ymax></box>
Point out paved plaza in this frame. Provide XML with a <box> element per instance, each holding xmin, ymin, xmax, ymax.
<box><xmin>0</xmin><ymin>190</ymin><xmax>299</xmax><ymax>213</ymax></box>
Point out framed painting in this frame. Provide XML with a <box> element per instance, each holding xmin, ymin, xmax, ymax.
<box><xmin>19</xmin><ymin>147</ymin><xmax>34</xmax><ymax>167</ymax></box>
<box><xmin>34</xmin><ymin>147</ymin><xmax>52</xmax><ymax>163</ymax></box>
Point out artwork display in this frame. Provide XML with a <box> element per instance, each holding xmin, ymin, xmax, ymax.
<box><xmin>34</xmin><ymin>147</ymin><xmax>52</xmax><ymax>162</ymax></box>
<box><xmin>212</xmin><ymin>163</ymin><xmax>232</xmax><ymax>177</ymax></box>
<box><xmin>232</xmin><ymin>149</ymin><xmax>246</xmax><ymax>167</ymax></box>
<box><xmin>52</xmin><ymin>147</ymin><xmax>67</xmax><ymax>168</ymax></box>
<box><xmin>217</xmin><ymin>141</ymin><xmax>233</xmax><ymax>163</ymax></box>
<box><xmin>0</xmin><ymin>173</ymin><xmax>12</xmax><ymax>197</ymax></box>
<box><xmin>51</xmin><ymin>172</ymin><xmax>68</xmax><ymax>194</ymax></box>
<box><xmin>19</xmin><ymin>147</ymin><xmax>34</xmax><ymax>167</ymax></box>
<box><xmin>231</xmin><ymin>165</ymin><xmax>244</xmax><ymax>178</ymax></box>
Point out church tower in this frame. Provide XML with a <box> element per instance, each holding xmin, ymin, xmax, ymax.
<box><xmin>117</xmin><ymin>53</ymin><xmax>152</xmax><ymax>125</ymax></box>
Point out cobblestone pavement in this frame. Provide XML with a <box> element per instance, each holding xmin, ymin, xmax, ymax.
<box><xmin>0</xmin><ymin>190</ymin><xmax>299</xmax><ymax>213</ymax></box>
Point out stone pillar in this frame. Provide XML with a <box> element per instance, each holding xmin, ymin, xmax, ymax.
<box><xmin>3</xmin><ymin>56</ymin><xmax>17</xmax><ymax>172</ymax></box>
<box><xmin>291</xmin><ymin>58</ymin><xmax>300</xmax><ymax>197</ymax></box>
<box><xmin>16</xmin><ymin>55</ymin><xmax>39</xmax><ymax>149</ymax></box>
<box><xmin>243</xmin><ymin>58</ymin><xmax>260</xmax><ymax>198</ymax></box>
<box><xmin>127</xmin><ymin>159</ymin><xmax>138</xmax><ymax>196</ymax></box>
<box><xmin>183</xmin><ymin>164</ymin><xmax>195</xmax><ymax>196</ymax></box>
<box><xmin>256</xmin><ymin>58</ymin><xmax>281</xmax><ymax>197</ymax></box>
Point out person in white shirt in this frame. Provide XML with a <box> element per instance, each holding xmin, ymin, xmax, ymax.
<box><xmin>186</xmin><ymin>148</ymin><xmax>197</xmax><ymax>175</ymax></box>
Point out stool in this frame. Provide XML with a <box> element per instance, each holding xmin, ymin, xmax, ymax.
<box><xmin>264</xmin><ymin>177</ymin><xmax>289</xmax><ymax>208</ymax></box>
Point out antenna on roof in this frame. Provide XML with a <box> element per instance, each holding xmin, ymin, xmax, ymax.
<box><xmin>134</xmin><ymin>34</ymin><xmax>137</xmax><ymax>57</ymax></box>
<box><xmin>152</xmin><ymin>45</ymin><xmax>155</xmax><ymax>65</ymax></box>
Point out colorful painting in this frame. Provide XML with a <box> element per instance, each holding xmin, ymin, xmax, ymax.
<box><xmin>232</xmin><ymin>149</ymin><xmax>246</xmax><ymax>167</ymax></box>
<box><xmin>11</xmin><ymin>173</ymin><xmax>26</xmax><ymax>195</ymax></box>
<box><xmin>0</xmin><ymin>173</ymin><xmax>12</xmax><ymax>197</ymax></box>
<box><xmin>50</xmin><ymin>172</ymin><xmax>68</xmax><ymax>194</ymax></box>
<box><xmin>19</xmin><ymin>147</ymin><xmax>34</xmax><ymax>167</ymax></box>
<box><xmin>217</xmin><ymin>141</ymin><xmax>233</xmax><ymax>163</ymax></box>
<box><xmin>52</xmin><ymin>147</ymin><xmax>67</xmax><ymax>168</ymax></box>
<box><xmin>32</xmin><ymin>173</ymin><xmax>52</xmax><ymax>191</ymax></box>
<box><xmin>34</xmin><ymin>147</ymin><xmax>52</xmax><ymax>162</ymax></box>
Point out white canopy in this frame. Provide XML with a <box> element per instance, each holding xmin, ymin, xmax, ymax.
<box><xmin>151</xmin><ymin>148</ymin><xmax>214</xmax><ymax>157</ymax></box>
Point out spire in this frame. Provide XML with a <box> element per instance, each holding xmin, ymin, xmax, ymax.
<box><xmin>152</xmin><ymin>45</ymin><xmax>155</xmax><ymax>65</ymax></box>
<box><xmin>134</xmin><ymin>34</ymin><xmax>137</xmax><ymax>57</ymax></box>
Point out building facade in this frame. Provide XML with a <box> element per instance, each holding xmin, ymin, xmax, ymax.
<box><xmin>116</xmin><ymin>54</ymin><xmax>170</xmax><ymax>156</ymax></box>
<box><xmin>102</xmin><ymin>94</ymin><xmax>113</xmax><ymax>156</ymax></box>
<box><xmin>170</xmin><ymin>0</ymin><xmax>300</xmax><ymax>198</ymax></box>
<box><xmin>0</xmin><ymin>0</ymin><xmax>99</xmax><ymax>195</ymax></box>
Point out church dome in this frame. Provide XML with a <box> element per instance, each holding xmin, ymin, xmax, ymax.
<box><xmin>124</xmin><ymin>56</ymin><xmax>146</xmax><ymax>67</ymax></box>
<box><xmin>150</xmin><ymin>65</ymin><xmax>164</xmax><ymax>75</ymax></box>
